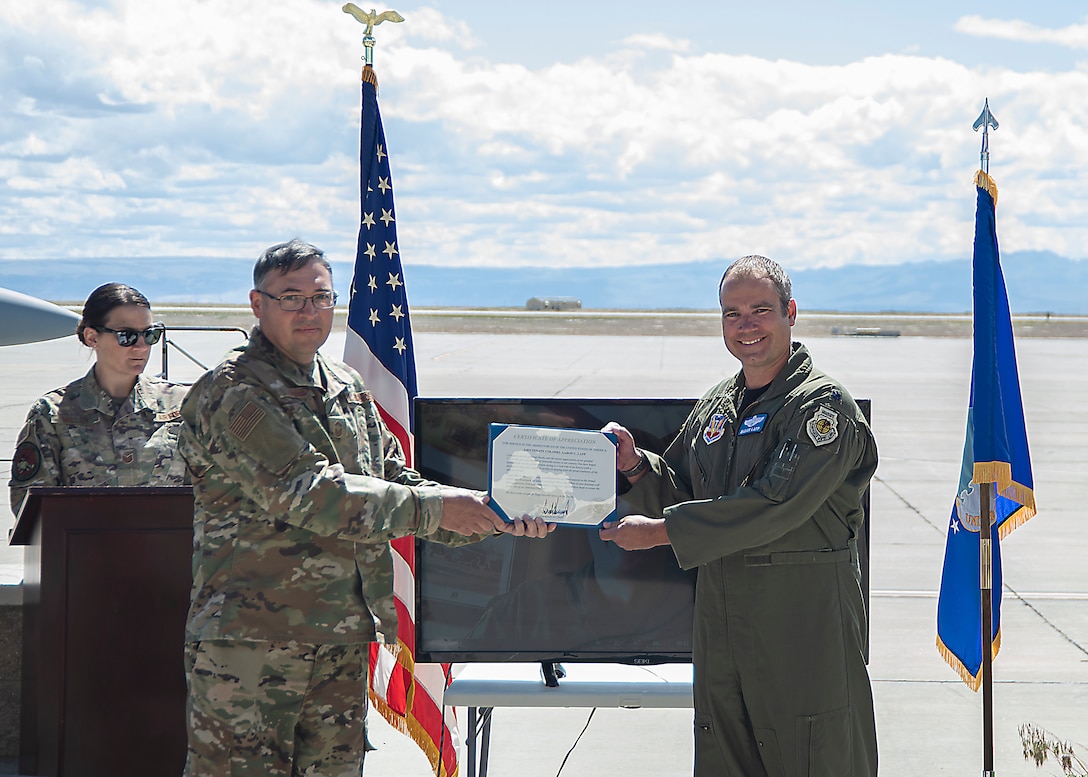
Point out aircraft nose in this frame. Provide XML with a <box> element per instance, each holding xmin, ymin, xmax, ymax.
<box><xmin>0</xmin><ymin>287</ymin><xmax>81</xmax><ymax>346</ymax></box>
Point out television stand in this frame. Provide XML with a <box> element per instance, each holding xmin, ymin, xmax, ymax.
<box><xmin>540</xmin><ymin>661</ymin><xmax>566</xmax><ymax>687</ymax></box>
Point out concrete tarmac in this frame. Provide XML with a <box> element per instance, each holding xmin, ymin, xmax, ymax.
<box><xmin>1</xmin><ymin>326</ymin><xmax>1086</xmax><ymax>776</ymax></box>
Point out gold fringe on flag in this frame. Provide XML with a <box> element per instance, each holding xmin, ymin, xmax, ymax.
<box><xmin>972</xmin><ymin>460</ymin><xmax>1037</xmax><ymax>539</ymax></box>
<box><xmin>936</xmin><ymin>629</ymin><xmax>1002</xmax><ymax>692</ymax></box>
<box><xmin>975</xmin><ymin>169</ymin><xmax>998</xmax><ymax>205</ymax></box>
<box><xmin>368</xmin><ymin>638</ymin><xmax>457</xmax><ymax>777</ymax></box>
<box><xmin>362</xmin><ymin>64</ymin><xmax>379</xmax><ymax>93</ymax></box>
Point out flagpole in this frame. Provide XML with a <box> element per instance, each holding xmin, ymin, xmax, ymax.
<box><xmin>972</xmin><ymin>98</ymin><xmax>1000</xmax><ymax>777</ymax></box>
<box><xmin>980</xmin><ymin>482</ymin><xmax>995</xmax><ymax>776</ymax></box>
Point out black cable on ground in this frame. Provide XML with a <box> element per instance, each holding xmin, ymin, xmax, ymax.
<box><xmin>555</xmin><ymin>708</ymin><xmax>596</xmax><ymax>777</ymax></box>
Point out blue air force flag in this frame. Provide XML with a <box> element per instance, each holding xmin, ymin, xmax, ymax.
<box><xmin>935</xmin><ymin>171</ymin><xmax>1036</xmax><ymax>690</ymax></box>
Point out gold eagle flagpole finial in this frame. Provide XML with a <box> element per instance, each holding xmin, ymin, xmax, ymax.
<box><xmin>343</xmin><ymin>4</ymin><xmax>404</xmax><ymax>78</ymax></box>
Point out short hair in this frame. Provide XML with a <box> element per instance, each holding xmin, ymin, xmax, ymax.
<box><xmin>252</xmin><ymin>239</ymin><xmax>333</xmax><ymax>290</ymax></box>
<box><xmin>76</xmin><ymin>283</ymin><xmax>151</xmax><ymax>345</ymax></box>
<box><xmin>718</xmin><ymin>255</ymin><xmax>792</xmax><ymax>314</ymax></box>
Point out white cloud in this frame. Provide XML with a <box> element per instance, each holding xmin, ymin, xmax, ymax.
<box><xmin>3</xmin><ymin>0</ymin><xmax>359</xmax><ymax>113</ymax></box>
<box><xmin>379</xmin><ymin>35</ymin><xmax>1088</xmax><ymax>267</ymax></box>
<box><xmin>1</xmin><ymin>3</ymin><xmax>1087</xmax><ymax>273</ymax></box>
<box><xmin>955</xmin><ymin>15</ymin><xmax>1088</xmax><ymax>49</ymax></box>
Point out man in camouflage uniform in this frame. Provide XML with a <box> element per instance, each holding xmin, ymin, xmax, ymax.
<box><xmin>178</xmin><ymin>240</ymin><xmax>547</xmax><ymax>777</ymax></box>
<box><xmin>601</xmin><ymin>256</ymin><xmax>878</xmax><ymax>777</ymax></box>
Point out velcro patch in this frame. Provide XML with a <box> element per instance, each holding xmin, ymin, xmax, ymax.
<box><xmin>703</xmin><ymin>413</ymin><xmax>728</xmax><ymax>445</ymax></box>
<box><xmin>12</xmin><ymin>441</ymin><xmax>42</xmax><ymax>482</ymax></box>
<box><xmin>229</xmin><ymin>401</ymin><xmax>266</xmax><ymax>441</ymax></box>
<box><xmin>738</xmin><ymin>413</ymin><xmax>768</xmax><ymax>436</ymax></box>
<box><xmin>806</xmin><ymin>406</ymin><xmax>839</xmax><ymax>447</ymax></box>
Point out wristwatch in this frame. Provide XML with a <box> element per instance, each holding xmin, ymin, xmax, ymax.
<box><xmin>618</xmin><ymin>449</ymin><xmax>649</xmax><ymax>479</ymax></box>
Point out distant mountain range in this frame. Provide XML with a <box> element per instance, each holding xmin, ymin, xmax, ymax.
<box><xmin>1</xmin><ymin>250</ymin><xmax>1082</xmax><ymax>314</ymax></box>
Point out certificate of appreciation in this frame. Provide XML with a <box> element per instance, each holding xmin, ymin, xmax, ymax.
<box><xmin>487</xmin><ymin>424</ymin><xmax>618</xmax><ymax>527</ymax></box>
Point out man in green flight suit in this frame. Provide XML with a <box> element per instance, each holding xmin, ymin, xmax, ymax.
<box><xmin>600</xmin><ymin>255</ymin><xmax>878</xmax><ymax>777</ymax></box>
<box><xmin>178</xmin><ymin>239</ymin><xmax>550</xmax><ymax>777</ymax></box>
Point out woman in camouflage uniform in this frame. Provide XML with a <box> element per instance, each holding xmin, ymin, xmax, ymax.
<box><xmin>9</xmin><ymin>283</ymin><xmax>189</xmax><ymax>516</ymax></box>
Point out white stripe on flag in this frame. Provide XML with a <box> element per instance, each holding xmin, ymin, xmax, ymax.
<box><xmin>443</xmin><ymin>705</ymin><xmax>461</xmax><ymax>751</ymax></box>
<box><xmin>344</xmin><ymin>327</ymin><xmax>412</xmax><ymax>433</ymax></box>
<box><xmin>414</xmin><ymin>663</ymin><xmax>449</xmax><ymax>702</ymax></box>
<box><xmin>391</xmin><ymin>543</ymin><xmax>415</xmax><ymax>622</ymax></box>
<box><xmin>371</xmin><ymin>643</ymin><xmax>398</xmax><ymax>697</ymax></box>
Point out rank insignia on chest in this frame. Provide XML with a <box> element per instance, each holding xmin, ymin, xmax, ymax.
<box><xmin>806</xmin><ymin>406</ymin><xmax>839</xmax><ymax>446</ymax></box>
<box><xmin>703</xmin><ymin>413</ymin><xmax>728</xmax><ymax>445</ymax></box>
<box><xmin>738</xmin><ymin>413</ymin><xmax>768</xmax><ymax>436</ymax></box>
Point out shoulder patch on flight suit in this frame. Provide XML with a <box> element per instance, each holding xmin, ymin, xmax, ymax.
<box><xmin>805</xmin><ymin>405</ymin><xmax>839</xmax><ymax>447</ymax></box>
<box><xmin>11</xmin><ymin>441</ymin><xmax>41</xmax><ymax>482</ymax></box>
<box><xmin>229</xmin><ymin>401</ymin><xmax>266</xmax><ymax>441</ymax></box>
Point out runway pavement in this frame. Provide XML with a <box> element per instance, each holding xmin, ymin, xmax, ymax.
<box><xmin>1</xmin><ymin>326</ymin><xmax>1085</xmax><ymax>776</ymax></box>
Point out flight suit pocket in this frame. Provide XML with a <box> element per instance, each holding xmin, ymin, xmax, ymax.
<box><xmin>757</xmin><ymin>438</ymin><xmax>803</xmax><ymax>503</ymax></box>
<box><xmin>795</xmin><ymin>706</ymin><xmax>850</xmax><ymax>777</ymax></box>
<box><xmin>751</xmin><ymin>726</ymin><xmax>785</xmax><ymax>777</ymax></box>
<box><xmin>693</xmin><ymin>713</ymin><xmax>729</xmax><ymax>777</ymax></box>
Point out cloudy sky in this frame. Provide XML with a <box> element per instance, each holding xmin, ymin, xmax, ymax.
<box><xmin>2</xmin><ymin>0</ymin><xmax>1087</xmax><ymax>271</ymax></box>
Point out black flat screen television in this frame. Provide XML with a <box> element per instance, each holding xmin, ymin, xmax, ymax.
<box><xmin>414</xmin><ymin>397</ymin><xmax>698</xmax><ymax>665</ymax></box>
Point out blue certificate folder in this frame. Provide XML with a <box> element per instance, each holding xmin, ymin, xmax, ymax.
<box><xmin>487</xmin><ymin>423</ymin><xmax>619</xmax><ymax>527</ymax></box>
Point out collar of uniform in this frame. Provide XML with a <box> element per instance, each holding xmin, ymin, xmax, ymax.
<box><xmin>781</xmin><ymin>341</ymin><xmax>815</xmax><ymax>390</ymax></box>
<box><xmin>78</xmin><ymin>367</ymin><xmax>139</xmax><ymax>416</ymax></box>
<box><xmin>129</xmin><ymin>375</ymin><xmax>169</xmax><ymax>415</ymax></box>
<box><xmin>734</xmin><ymin>341</ymin><xmax>813</xmax><ymax>403</ymax></box>
<box><xmin>318</xmin><ymin>358</ymin><xmax>363</xmax><ymax>400</ymax></box>
<box><xmin>247</xmin><ymin>327</ymin><xmax>325</xmax><ymax>390</ymax></box>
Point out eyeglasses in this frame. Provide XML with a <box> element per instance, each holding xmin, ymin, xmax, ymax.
<box><xmin>93</xmin><ymin>323</ymin><xmax>166</xmax><ymax>347</ymax></box>
<box><xmin>258</xmin><ymin>290</ymin><xmax>338</xmax><ymax>311</ymax></box>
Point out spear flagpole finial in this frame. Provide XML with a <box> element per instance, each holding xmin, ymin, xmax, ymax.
<box><xmin>973</xmin><ymin>98</ymin><xmax>1000</xmax><ymax>175</ymax></box>
<box><xmin>342</xmin><ymin>4</ymin><xmax>404</xmax><ymax>68</ymax></box>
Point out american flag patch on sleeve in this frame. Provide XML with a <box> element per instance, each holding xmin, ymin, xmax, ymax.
<box><xmin>229</xmin><ymin>401</ymin><xmax>265</xmax><ymax>441</ymax></box>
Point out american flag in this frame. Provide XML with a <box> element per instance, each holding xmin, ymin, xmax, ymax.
<box><xmin>343</xmin><ymin>66</ymin><xmax>460</xmax><ymax>777</ymax></box>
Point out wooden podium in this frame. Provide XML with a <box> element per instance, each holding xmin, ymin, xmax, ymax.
<box><xmin>11</xmin><ymin>486</ymin><xmax>194</xmax><ymax>777</ymax></box>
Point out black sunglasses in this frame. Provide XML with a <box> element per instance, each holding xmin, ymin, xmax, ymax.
<box><xmin>94</xmin><ymin>323</ymin><xmax>166</xmax><ymax>347</ymax></box>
